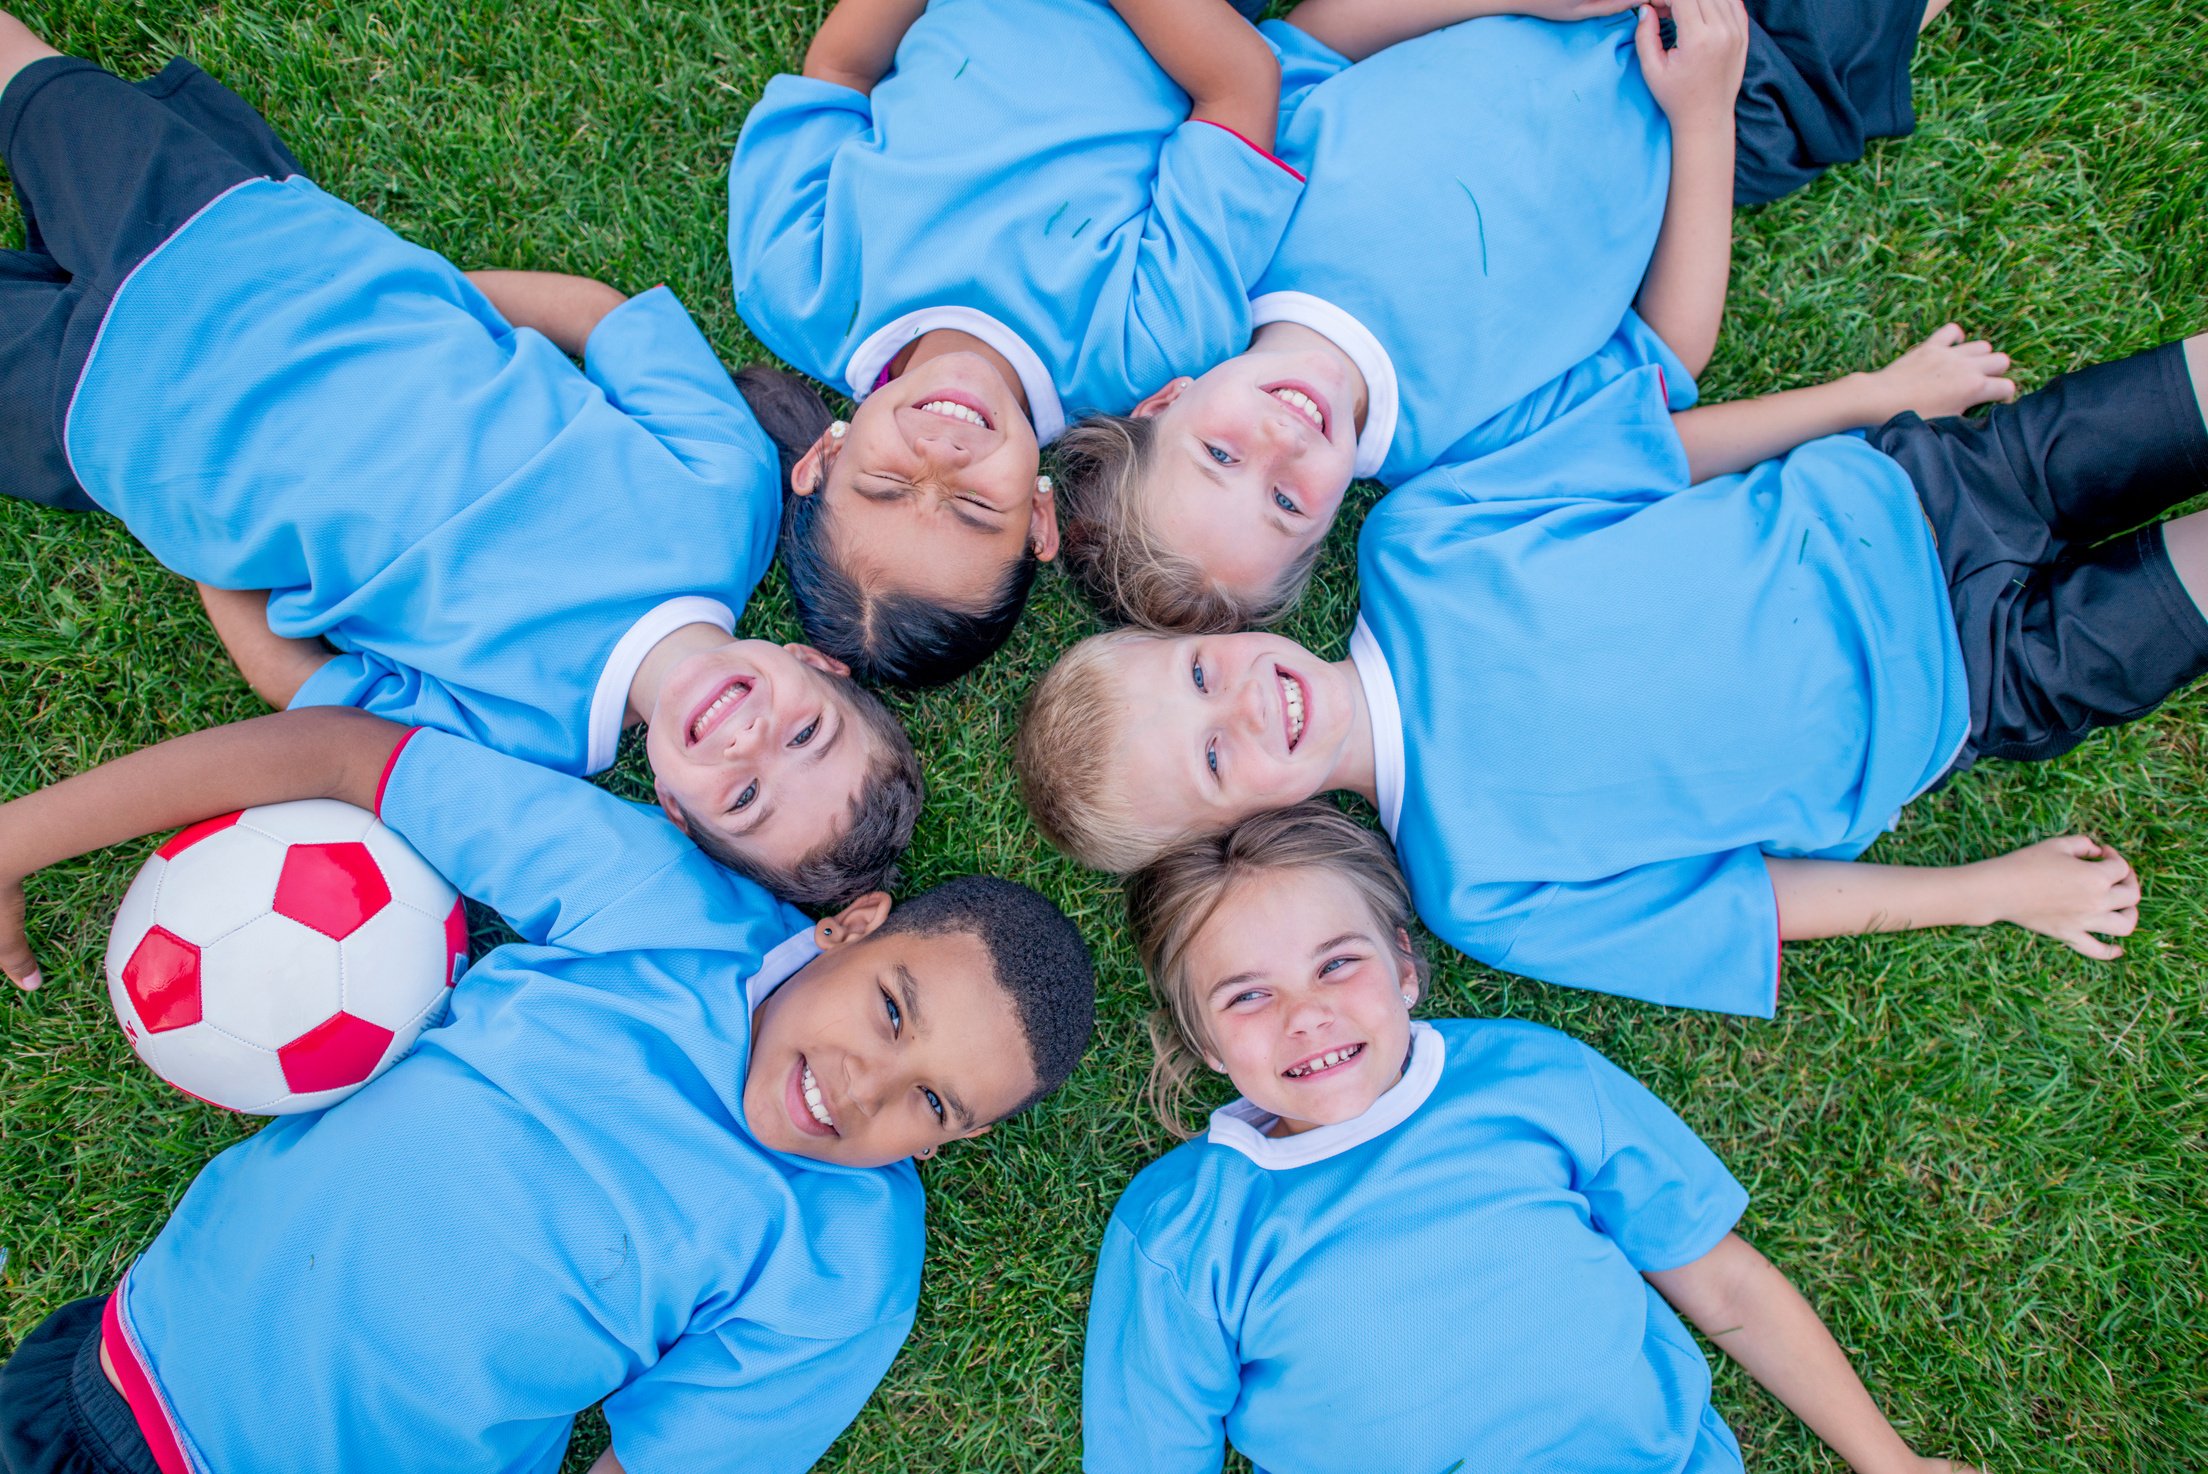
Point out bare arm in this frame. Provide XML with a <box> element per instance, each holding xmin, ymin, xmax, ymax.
<box><xmin>586</xmin><ymin>1450</ymin><xmax>626</xmax><ymax>1474</ymax></box>
<box><xmin>801</xmin><ymin>0</ymin><xmax>928</xmax><ymax>94</ymax></box>
<box><xmin>1767</xmin><ymin>835</ymin><xmax>2140</xmax><ymax>959</ymax></box>
<box><xmin>1672</xmin><ymin>325</ymin><xmax>2018</xmax><ymax>480</ymax></box>
<box><xmin>1283</xmin><ymin>0</ymin><xmax>1636</xmax><ymax>63</ymax></box>
<box><xmin>1110</xmin><ymin>0</ymin><xmax>1282</xmax><ymax>151</ymax></box>
<box><xmin>0</xmin><ymin>710</ymin><xmax>411</xmax><ymax>989</ymax></box>
<box><xmin>196</xmin><ymin>584</ymin><xmax>333</xmax><ymax>709</ymax></box>
<box><xmin>465</xmin><ymin>270</ymin><xmax>627</xmax><ymax>358</ymax></box>
<box><xmin>1632</xmin><ymin>0</ymin><xmax>1750</xmax><ymax>379</ymax></box>
<box><xmin>1647</xmin><ymin>1235</ymin><xmax>1979</xmax><ymax>1474</ymax></box>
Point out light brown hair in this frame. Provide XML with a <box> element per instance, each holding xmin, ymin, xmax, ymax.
<box><xmin>1123</xmin><ymin>803</ymin><xmax>1429</xmax><ymax>1137</ymax></box>
<box><xmin>1056</xmin><ymin>412</ymin><xmax>1323</xmax><ymax>633</ymax></box>
<box><xmin>1014</xmin><ymin>628</ymin><xmax>1186</xmax><ymax>873</ymax></box>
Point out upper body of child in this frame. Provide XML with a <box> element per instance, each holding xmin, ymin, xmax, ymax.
<box><xmin>0</xmin><ymin>708</ymin><xmax>1096</xmax><ymax>1473</ymax></box>
<box><xmin>1017</xmin><ymin>325</ymin><xmax>2167</xmax><ymax>1013</ymax></box>
<box><xmin>1083</xmin><ymin>804</ymin><xmax>1979</xmax><ymax>1473</ymax></box>
<box><xmin>1057</xmin><ymin>0</ymin><xmax>1750</xmax><ymax>629</ymax></box>
<box><xmin>0</xmin><ymin>31</ymin><xmax>920</xmax><ymax>908</ymax></box>
<box><xmin>726</xmin><ymin>0</ymin><xmax>1310</xmax><ymax>682</ymax></box>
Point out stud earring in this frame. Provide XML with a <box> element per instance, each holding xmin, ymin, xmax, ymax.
<box><xmin>1401</xmin><ymin>992</ymin><xmax>1415</xmax><ymax>1005</ymax></box>
<box><xmin>1036</xmin><ymin>474</ymin><xmax>1053</xmax><ymax>495</ymax></box>
<box><xmin>828</xmin><ymin>420</ymin><xmax>848</xmax><ymax>440</ymax></box>
<box><xmin>917</xmin><ymin>1145</ymin><xmax>936</xmax><ymax>1160</ymax></box>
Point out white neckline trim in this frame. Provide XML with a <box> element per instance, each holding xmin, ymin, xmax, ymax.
<box><xmin>843</xmin><ymin>305</ymin><xmax>1066</xmax><ymax>445</ymax></box>
<box><xmin>585</xmin><ymin>596</ymin><xmax>736</xmax><ymax>775</ymax></box>
<box><xmin>1206</xmin><ymin>1022</ymin><xmax>1442</xmax><ymax>1169</ymax></box>
<box><xmin>1349</xmin><ymin>615</ymin><xmax>1405</xmax><ymax>837</ymax></box>
<box><xmin>1249</xmin><ymin>291</ymin><xmax>1399</xmax><ymax>479</ymax></box>
<box><xmin>746</xmin><ymin>929</ymin><xmax>824</xmax><ymax>1013</ymax></box>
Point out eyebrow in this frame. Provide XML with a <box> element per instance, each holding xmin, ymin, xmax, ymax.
<box><xmin>897</xmin><ymin>963</ymin><xmax>979</xmax><ymax>1129</ymax></box>
<box><xmin>1208</xmin><ymin>969</ymin><xmax>1265</xmax><ymax>1001</ymax></box>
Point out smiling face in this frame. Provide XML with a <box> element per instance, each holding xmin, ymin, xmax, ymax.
<box><xmin>1131</xmin><ymin>336</ymin><xmax>1364</xmax><ymax>605</ymax></box>
<box><xmin>643</xmin><ymin>639</ymin><xmax>879</xmax><ymax>873</ymax></box>
<box><xmin>744</xmin><ymin>903</ymin><xmax>1039</xmax><ymax>1167</ymax></box>
<box><xmin>1102</xmin><ymin>631</ymin><xmax>1363</xmax><ymax>845</ymax></box>
<box><xmin>1186</xmin><ymin>865</ymin><xmax>1419</xmax><ymax>1134</ymax></box>
<box><xmin>796</xmin><ymin>350</ymin><xmax>1056</xmax><ymax>611</ymax></box>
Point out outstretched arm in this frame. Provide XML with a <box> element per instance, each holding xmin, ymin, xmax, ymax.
<box><xmin>196</xmin><ymin>584</ymin><xmax>334</xmax><ymax>709</ymax></box>
<box><xmin>1283</xmin><ymin>0</ymin><xmax>1636</xmax><ymax>62</ymax></box>
<box><xmin>1767</xmin><ymin>835</ymin><xmax>2140</xmax><ymax>960</ymax></box>
<box><xmin>1633</xmin><ymin>0</ymin><xmax>1750</xmax><ymax>378</ymax></box>
<box><xmin>802</xmin><ymin>0</ymin><xmax>928</xmax><ymax>94</ymax></box>
<box><xmin>1110</xmin><ymin>0</ymin><xmax>1282</xmax><ymax>151</ymax></box>
<box><xmin>466</xmin><ymin>270</ymin><xmax>627</xmax><ymax>358</ymax></box>
<box><xmin>0</xmin><ymin>710</ymin><xmax>410</xmax><ymax>990</ymax></box>
<box><xmin>1648</xmin><ymin>1235</ymin><xmax>1980</xmax><ymax>1474</ymax></box>
<box><xmin>1672</xmin><ymin>324</ymin><xmax>2016</xmax><ymax>480</ymax></box>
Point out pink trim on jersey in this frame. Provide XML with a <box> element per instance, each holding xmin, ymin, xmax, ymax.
<box><xmin>873</xmin><ymin>362</ymin><xmax>895</xmax><ymax>390</ymax></box>
<box><xmin>100</xmin><ymin>1287</ymin><xmax>192</xmax><ymax>1474</ymax></box>
<box><xmin>374</xmin><ymin>727</ymin><xmax>426</xmax><ymax>817</ymax></box>
<box><xmin>1657</xmin><ymin>367</ymin><xmax>1669</xmax><ymax>406</ymax></box>
<box><xmin>1769</xmin><ymin>867</ymin><xmax>1784</xmax><ymax>1008</ymax></box>
<box><xmin>1194</xmin><ymin>119</ymin><xmax>1305</xmax><ymax>182</ymax></box>
<box><xmin>60</xmin><ymin>176</ymin><xmax>274</xmax><ymax>492</ymax></box>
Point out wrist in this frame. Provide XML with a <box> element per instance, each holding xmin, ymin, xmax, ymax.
<box><xmin>1839</xmin><ymin>370</ymin><xmax>1900</xmax><ymax>428</ymax></box>
<box><xmin>1951</xmin><ymin>858</ymin><xmax>2009</xmax><ymax>929</ymax></box>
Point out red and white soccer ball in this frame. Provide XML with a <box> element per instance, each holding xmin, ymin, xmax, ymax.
<box><xmin>104</xmin><ymin>800</ymin><xmax>468</xmax><ymax>1115</ymax></box>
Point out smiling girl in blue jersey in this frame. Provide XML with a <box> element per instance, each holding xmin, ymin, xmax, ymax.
<box><xmin>0</xmin><ymin>16</ymin><xmax>919</xmax><ymax>910</ymax></box>
<box><xmin>1083</xmin><ymin>804</ymin><xmax>1977</xmax><ymax>1474</ymax></box>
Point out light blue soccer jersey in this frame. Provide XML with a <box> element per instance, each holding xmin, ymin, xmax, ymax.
<box><xmin>108</xmin><ymin>732</ymin><xmax>923</xmax><ymax>1474</ymax></box>
<box><xmin>1353</xmin><ymin>353</ymin><xmax>1970</xmax><ymax>1016</ymax></box>
<box><xmin>727</xmin><ymin>0</ymin><xmax>1312</xmax><ymax>435</ymax></box>
<box><xmin>1257</xmin><ymin>13</ymin><xmax>1672</xmax><ymax>485</ymax></box>
<box><xmin>65</xmin><ymin>176</ymin><xmax>782</xmax><ymax>776</ymax></box>
<box><xmin>1083</xmin><ymin>1019</ymin><xmax>1748</xmax><ymax>1473</ymax></box>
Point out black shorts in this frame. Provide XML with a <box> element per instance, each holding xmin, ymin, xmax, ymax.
<box><xmin>0</xmin><ymin>55</ymin><xmax>303</xmax><ymax>511</ymax></box>
<box><xmin>0</xmin><ymin>1298</ymin><xmax>160</xmax><ymax>1474</ymax></box>
<box><xmin>1871</xmin><ymin>340</ymin><xmax>2208</xmax><ymax>772</ymax></box>
<box><xmin>1736</xmin><ymin>0</ymin><xmax>1923</xmax><ymax>205</ymax></box>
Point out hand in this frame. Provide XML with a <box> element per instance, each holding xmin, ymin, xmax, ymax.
<box><xmin>1975</xmin><ymin>834</ymin><xmax>2140</xmax><ymax>960</ymax></box>
<box><xmin>1905</xmin><ymin>1461</ymin><xmax>1983</xmax><ymax>1474</ymax></box>
<box><xmin>0</xmin><ymin>875</ymin><xmax>37</xmax><ymax>991</ymax></box>
<box><xmin>1867</xmin><ymin>324</ymin><xmax>2017</xmax><ymax>421</ymax></box>
<box><xmin>1635</xmin><ymin>0</ymin><xmax>1749</xmax><ymax>131</ymax></box>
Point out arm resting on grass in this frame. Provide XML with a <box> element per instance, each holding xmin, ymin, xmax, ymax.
<box><xmin>1647</xmin><ymin>1235</ymin><xmax>1978</xmax><ymax>1474</ymax></box>
<box><xmin>1282</xmin><ymin>0</ymin><xmax>1635</xmax><ymax>62</ymax></box>
<box><xmin>802</xmin><ymin>0</ymin><xmax>928</xmax><ymax>94</ymax></box>
<box><xmin>196</xmin><ymin>583</ymin><xmax>333</xmax><ymax>709</ymax></box>
<box><xmin>1110</xmin><ymin>0</ymin><xmax>1282</xmax><ymax>151</ymax></box>
<box><xmin>466</xmin><ymin>270</ymin><xmax>628</xmax><ymax>357</ymax></box>
<box><xmin>1766</xmin><ymin>835</ymin><xmax>2140</xmax><ymax>960</ymax></box>
<box><xmin>0</xmin><ymin>710</ymin><xmax>411</xmax><ymax>989</ymax></box>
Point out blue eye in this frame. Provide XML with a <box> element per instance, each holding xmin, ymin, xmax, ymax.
<box><xmin>1319</xmin><ymin>955</ymin><xmax>1353</xmax><ymax>976</ymax></box>
<box><xmin>1206</xmin><ymin>741</ymin><xmax>1219</xmax><ymax>778</ymax></box>
<box><xmin>1206</xmin><ymin>443</ymin><xmax>1233</xmax><ymax>466</ymax></box>
<box><xmin>790</xmin><ymin>718</ymin><xmax>820</xmax><ymax>747</ymax></box>
<box><xmin>1192</xmin><ymin>661</ymin><xmax>1207</xmax><ymax>693</ymax></box>
<box><xmin>1272</xmin><ymin>490</ymin><xmax>1298</xmax><ymax>514</ymax></box>
<box><xmin>882</xmin><ymin>989</ymin><xmax>902</xmax><ymax>1034</ymax></box>
<box><xmin>731</xmin><ymin>780</ymin><xmax>758</xmax><ymax>813</ymax></box>
<box><xmin>922</xmin><ymin>1087</ymin><xmax>944</xmax><ymax>1124</ymax></box>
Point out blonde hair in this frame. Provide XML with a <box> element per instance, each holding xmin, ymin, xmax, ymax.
<box><xmin>1124</xmin><ymin>803</ymin><xmax>1429</xmax><ymax>1137</ymax></box>
<box><xmin>1015</xmin><ymin>628</ymin><xmax>1191</xmax><ymax>872</ymax></box>
<box><xmin>1056</xmin><ymin>412</ymin><xmax>1324</xmax><ymax>633</ymax></box>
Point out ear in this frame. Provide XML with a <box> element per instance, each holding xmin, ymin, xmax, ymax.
<box><xmin>955</xmin><ymin>1123</ymin><xmax>993</xmax><ymax>1143</ymax></box>
<box><xmin>1394</xmin><ymin>926</ymin><xmax>1422</xmax><ymax>1008</ymax></box>
<box><xmin>784</xmin><ymin>642</ymin><xmax>853</xmax><ymax>679</ymax></box>
<box><xmin>1028</xmin><ymin>473</ymin><xmax>1061</xmax><ymax>563</ymax></box>
<box><xmin>790</xmin><ymin>431</ymin><xmax>838</xmax><ymax>496</ymax></box>
<box><xmin>816</xmin><ymin>891</ymin><xmax>893</xmax><ymax>949</ymax></box>
<box><xmin>1131</xmin><ymin>377</ymin><xmax>1190</xmax><ymax>421</ymax></box>
<box><xmin>655</xmin><ymin>781</ymin><xmax>689</xmax><ymax>833</ymax></box>
<box><xmin>1203</xmin><ymin>1053</ymin><xmax>1226</xmax><ymax>1074</ymax></box>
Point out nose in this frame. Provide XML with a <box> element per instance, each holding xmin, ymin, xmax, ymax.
<box><xmin>909</xmin><ymin>430</ymin><xmax>978</xmax><ymax>474</ymax></box>
<box><xmin>840</xmin><ymin>1049</ymin><xmax>892</xmax><ymax>1118</ymax></box>
<box><xmin>1282</xmin><ymin>991</ymin><xmax>1335</xmax><ymax>1037</ymax></box>
<box><xmin>1239</xmin><ymin>668</ymin><xmax>1274</xmax><ymax>740</ymax></box>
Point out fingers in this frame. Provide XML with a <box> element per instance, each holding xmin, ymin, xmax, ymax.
<box><xmin>2050</xmin><ymin>833</ymin><xmax>2105</xmax><ymax>860</ymax></box>
<box><xmin>1634</xmin><ymin>3</ymin><xmax>1664</xmax><ymax>63</ymax></box>
<box><xmin>2063</xmin><ymin>930</ymin><xmax>2124</xmax><ymax>962</ymax></box>
<box><xmin>1928</xmin><ymin>321</ymin><xmax>1965</xmax><ymax>348</ymax></box>
<box><xmin>0</xmin><ymin>882</ymin><xmax>37</xmax><ymax>990</ymax></box>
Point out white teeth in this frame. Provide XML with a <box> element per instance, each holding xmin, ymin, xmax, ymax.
<box><xmin>801</xmin><ymin>1062</ymin><xmax>836</xmax><ymax>1130</ymax></box>
<box><xmin>1270</xmin><ymin>387</ymin><xmax>1324</xmax><ymax>433</ymax></box>
<box><xmin>1286</xmin><ymin>1044</ymin><xmax>1361</xmax><ymax>1078</ymax></box>
<box><xmin>917</xmin><ymin>398</ymin><xmax>988</xmax><ymax>428</ymax></box>
<box><xmin>1281</xmin><ymin>673</ymin><xmax>1306</xmax><ymax>747</ymax></box>
<box><xmin>691</xmin><ymin>683</ymin><xmax>746</xmax><ymax>743</ymax></box>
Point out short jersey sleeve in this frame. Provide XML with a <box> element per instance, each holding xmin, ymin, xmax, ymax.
<box><xmin>1481</xmin><ymin>847</ymin><xmax>1782</xmax><ymax>1018</ymax></box>
<box><xmin>374</xmin><ymin>728</ymin><xmax>707</xmax><ymax>947</ymax></box>
<box><xmin>1572</xmin><ymin>1044</ymin><xmax>1748</xmax><ymax>1272</ymax></box>
<box><xmin>600</xmin><ymin>1312</ymin><xmax>912</xmax><ymax>1474</ymax></box>
<box><xmin>289</xmin><ymin>649</ymin><xmax>583</xmax><ymax>776</ymax></box>
<box><xmin>1081</xmin><ymin>1220</ymin><xmax>1239</xmax><ymax>1474</ymax></box>
<box><xmin>583</xmin><ymin>287</ymin><xmax>778</xmax><ymax>479</ymax></box>
<box><xmin>726</xmin><ymin>73</ymin><xmax>874</xmax><ymax>383</ymax></box>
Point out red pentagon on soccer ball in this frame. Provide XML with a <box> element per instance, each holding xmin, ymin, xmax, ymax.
<box><xmin>444</xmin><ymin>899</ymin><xmax>469</xmax><ymax>985</ymax></box>
<box><xmin>272</xmin><ymin>842</ymin><xmax>392</xmax><ymax>940</ymax></box>
<box><xmin>278</xmin><ymin>1012</ymin><xmax>396</xmax><ymax>1094</ymax></box>
<box><xmin>120</xmin><ymin>926</ymin><xmax>203</xmax><ymax>1034</ymax></box>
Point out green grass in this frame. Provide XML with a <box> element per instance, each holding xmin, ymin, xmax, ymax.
<box><xmin>2</xmin><ymin>0</ymin><xmax>2205</xmax><ymax>1468</ymax></box>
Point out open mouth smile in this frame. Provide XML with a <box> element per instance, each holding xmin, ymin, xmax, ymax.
<box><xmin>915</xmin><ymin>394</ymin><xmax>994</xmax><ymax>431</ymax></box>
<box><xmin>789</xmin><ymin>1054</ymin><xmax>839</xmax><ymax>1137</ymax></box>
<box><xmin>1283</xmin><ymin>1042</ymin><xmax>1364</xmax><ymax>1079</ymax></box>
<box><xmin>1277</xmin><ymin>666</ymin><xmax>1308</xmax><ymax>752</ymax></box>
<box><xmin>687</xmin><ymin>676</ymin><xmax>755</xmax><ymax>747</ymax></box>
<box><xmin>1265</xmin><ymin>382</ymin><xmax>1328</xmax><ymax>437</ymax></box>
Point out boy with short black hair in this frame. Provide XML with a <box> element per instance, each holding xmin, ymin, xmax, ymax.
<box><xmin>0</xmin><ymin>709</ymin><xmax>1095</xmax><ymax>1474</ymax></box>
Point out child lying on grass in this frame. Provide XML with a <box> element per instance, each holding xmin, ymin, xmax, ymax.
<box><xmin>0</xmin><ymin>709</ymin><xmax>1095</xmax><ymax>1474</ymax></box>
<box><xmin>1018</xmin><ymin>320</ymin><xmax>2200</xmax><ymax>1013</ymax></box>
<box><xmin>0</xmin><ymin>13</ymin><xmax>916</xmax><ymax>910</ymax></box>
<box><xmin>1084</xmin><ymin>804</ymin><xmax>1978</xmax><ymax>1474</ymax></box>
<box><xmin>1059</xmin><ymin>0</ymin><xmax>1958</xmax><ymax>632</ymax></box>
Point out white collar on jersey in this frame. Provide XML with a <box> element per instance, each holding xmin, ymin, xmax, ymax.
<box><xmin>1205</xmin><ymin>1021</ymin><xmax>1442</xmax><ymax>1169</ymax></box>
<box><xmin>586</xmin><ymin>595</ymin><xmax>738</xmax><ymax>776</ymax></box>
<box><xmin>844</xmin><ymin>305</ymin><xmax>1066</xmax><ymax>445</ymax></box>
<box><xmin>1248</xmin><ymin>290</ymin><xmax>1399</xmax><ymax>479</ymax></box>
<box><xmin>1348</xmin><ymin>614</ymin><xmax>1406</xmax><ymax>837</ymax></box>
<box><xmin>747</xmin><ymin>928</ymin><xmax>825</xmax><ymax>1012</ymax></box>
